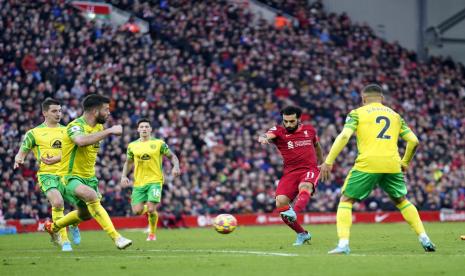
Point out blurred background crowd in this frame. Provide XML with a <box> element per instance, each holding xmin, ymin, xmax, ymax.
<box><xmin>1</xmin><ymin>0</ymin><xmax>464</xmax><ymax>222</ymax></box>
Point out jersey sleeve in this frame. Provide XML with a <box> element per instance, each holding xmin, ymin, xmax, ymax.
<box><xmin>266</xmin><ymin>126</ymin><xmax>280</xmax><ymax>140</ymax></box>
<box><xmin>67</xmin><ymin>123</ymin><xmax>84</xmax><ymax>139</ymax></box>
<box><xmin>313</xmin><ymin>134</ymin><xmax>320</xmax><ymax>144</ymax></box>
<box><xmin>160</xmin><ymin>142</ymin><xmax>170</xmax><ymax>156</ymax></box>
<box><xmin>343</xmin><ymin>110</ymin><xmax>359</xmax><ymax>131</ymax></box>
<box><xmin>399</xmin><ymin>117</ymin><xmax>412</xmax><ymax>137</ymax></box>
<box><xmin>126</xmin><ymin>144</ymin><xmax>134</xmax><ymax>160</ymax></box>
<box><xmin>20</xmin><ymin>130</ymin><xmax>36</xmax><ymax>152</ymax></box>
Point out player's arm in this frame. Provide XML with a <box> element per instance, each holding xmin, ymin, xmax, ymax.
<box><xmin>121</xmin><ymin>146</ymin><xmax>134</xmax><ymax>187</ymax></box>
<box><xmin>399</xmin><ymin>119</ymin><xmax>419</xmax><ymax>171</ymax></box>
<box><xmin>164</xmin><ymin>146</ymin><xmax>181</xmax><ymax>177</ymax></box>
<box><xmin>258</xmin><ymin>132</ymin><xmax>276</xmax><ymax>145</ymax></box>
<box><xmin>70</xmin><ymin>125</ymin><xmax>122</xmax><ymax>147</ymax></box>
<box><xmin>320</xmin><ymin>111</ymin><xmax>358</xmax><ymax>181</ymax></box>
<box><xmin>120</xmin><ymin>159</ymin><xmax>134</xmax><ymax>187</ymax></box>
<box><xmin>14</xmin><ymin>130</ymin><xmax>34</xmax><ymax>169</ymax></box>
<box><xmin>324</xmin><ymin>128</ymin><xmax>355</xmax><ymax>166</ymax></box>
<box><xmin>314</xmin><ymin>141</ymin><xmax>324</xmax><ymax>165</ymax></box>
<box><xmin>40</xmin><ymin>153</ymin><xmax>61</xmax><ymax>165</ymax></box>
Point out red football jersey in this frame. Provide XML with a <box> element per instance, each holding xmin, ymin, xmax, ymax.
<box><xmin>267</xmin><ymin>124</ymin><xmax>319</xmax><ymax>173</ymax></box>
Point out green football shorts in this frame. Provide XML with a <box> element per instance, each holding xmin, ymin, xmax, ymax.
<box><xmin>62</xmin><ymin>175</ymin><xmax>101</xmax><ymax>208</ymax></box>
<box><xmin>37</xmin><ymin>174</ymin><xmax>65</xmax><ymax>195</ymax></box>
<box><xmin>342</xmin><ymin>169</ymin><xmax>407</xmax><ymax>201</ymax></box>
<box><xmin>131</xmin><ymin>183</ymin><xmax>163</xmax><ymax>205</ymax></box>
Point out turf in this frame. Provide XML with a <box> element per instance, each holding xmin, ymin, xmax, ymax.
<box><xmin>0</xmin><ymin>222</ymin><xmax>464</xmax><ymax>276</ymax></box>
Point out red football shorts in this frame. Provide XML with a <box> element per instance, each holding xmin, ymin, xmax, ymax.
<box><xmin>275</xmin><ymin>167</ymin><xmax>320</xmax><ymax>201</ymax></box>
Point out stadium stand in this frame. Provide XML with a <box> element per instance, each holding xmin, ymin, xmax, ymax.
<box><xmin>0</xmin><ymin>0</ymin><xmax>464</xmax><ymax>220</ymax></box>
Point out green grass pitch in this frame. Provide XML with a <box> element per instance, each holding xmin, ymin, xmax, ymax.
<box><xmin>1</xmin><ymin>222</ymin><xmax>464</xmax><ymax>275</ymax></box>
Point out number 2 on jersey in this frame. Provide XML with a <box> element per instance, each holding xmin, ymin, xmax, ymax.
<box><xmin>375</xmin><ymin>116</ymin><xmax>391</xmax><ymax>139</ymax></box>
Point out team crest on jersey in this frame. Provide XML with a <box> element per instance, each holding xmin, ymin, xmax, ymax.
<box><xmin>150</xmin><ymin>144</ymin><xmax>156</xmax><ymax>149</ymax></box>
<box><xmin>69</xmin><ymin>125</ymin><xmax>82</xmax><ymax>134</ymax></box>
<box><xmin>51</xmin><ymin>139</ymin><xmax>62</xmax><ymax>149</ymax></box>
<box><xmin>141</xmin><ymin>153</ymin><xmax>151</xmax><ymax>160</ymax></box>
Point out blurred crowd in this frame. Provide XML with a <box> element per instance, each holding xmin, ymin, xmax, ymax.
<box><xmin>0</xmin><ymin>0</ymin><xmax>464</xmax><ymax>221</ymax></box>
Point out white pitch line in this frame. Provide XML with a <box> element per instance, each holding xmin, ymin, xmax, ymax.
<box><xmin>1</xmin><ymin>249</ymin><xmax>298</xmax><ymax>258</ymax></box>
<box><xmin>143</xmin><ymin>249</ymin><xmax>298</xmax><ymax>257</ymax></box>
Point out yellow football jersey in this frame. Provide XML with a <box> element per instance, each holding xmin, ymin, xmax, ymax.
<box><xmin>344</xmin><ymin>102</ymin><xmax>413</xmax><ymax>173</ymax></box>
<box><xmin>20</xmin><ymin>123</ymin><xmax>65</xmax><ymax>175</ymax></box>
<box><xmin>127</xmin><ymin>138</ymin><xmax>170</xmax><ymax>187</ymax></box>
<box><xmin>57</xmin><ymin>116</ymin><xmax>103</xmax><ymax>179</ymax></box>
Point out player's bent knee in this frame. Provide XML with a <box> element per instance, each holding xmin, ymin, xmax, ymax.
<box><xmin>132</xmin><ymin>205</ymin><xmax>144</xmax><ymax>215</ymax></box>
<box><xmin>275</xmin><ymin>196</ymin><xmax>290</xmax><ymax>208</ymax></box>
<box><xmin>77</xmin><ymin>209</ymin><xmax>92</xmax><ymax>221</ymax></box>
<box><xmin>299</xmin><ymin>183</ymin><xmax>314</xmax><ymax>194</ymax></box>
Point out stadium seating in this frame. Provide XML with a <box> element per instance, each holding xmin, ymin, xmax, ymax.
<box><xmin>0</xmin><ymin>1</ymin><xmax>464</xmax><ymax>220</ymax></box>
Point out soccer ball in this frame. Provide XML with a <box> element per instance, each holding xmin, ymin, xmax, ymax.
<box><xmin>213</xmin><ymin>214</ymin><xmax>237</xmax><ymax>234</ymax></box>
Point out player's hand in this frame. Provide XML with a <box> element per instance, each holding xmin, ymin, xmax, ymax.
<box><xmin>172</xmin><ymin>167</ymin><xmax>181</xmax><ymax>178</ymax></box>
<box><xmin>319</xmin><ymin>163</ymin><xmax>333</xmax><ymax>182</ymax></box>
<box><xmin>258</xmin><ymin>134</ymin><xmax>270</xmax><ymax>145</ymax></box>
<box><xmin>109</xmin><ymin>125</ymin><xmax>123</xmax><ymax>136</ymax></box>
<box><xmin>120</xmin><ymin>176</ymin><xmax>131</xmax><ymax>187</ymax></box>
<box><xmin>13</xmin><ymin>155</ymin><xmax>24</xmax><ymax>169</ymax></box>
<box><xmin>41</xmin><ymin>154</ymin><xmax>60</xmax><ymax>165</ymax></box>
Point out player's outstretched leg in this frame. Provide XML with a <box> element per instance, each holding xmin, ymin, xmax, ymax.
<box><xmin>396</xmin><ymin>199</ymin><xmax>435</xmax><ymax>252</ymax></box>
<box><xmin>86</xmin><ymin>200</ymin><xmax>132</xmax><ymax>249</ymax></box>
<box><xmin>328</xmin><ymin>201</ymin><xmax>352</xmax><ymax>255</ymax></box>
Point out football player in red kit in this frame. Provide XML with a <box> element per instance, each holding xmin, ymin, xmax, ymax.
<box><xmin>258</xmin><ymin>106</ymin><xmax>324</xmax><ymax>245</ymax></box>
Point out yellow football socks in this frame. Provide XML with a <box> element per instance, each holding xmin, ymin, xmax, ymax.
<box><xmin>53</xmin><ymin>210</ymin><xmax>82</xmax><ymax>232</ymax></box>
<box><xmin>396</xmin><ymin>199</ymin><xmax>426</xmax><ymax>235</ymax></box>
<box><xmin>148</xmin><ymin>211</ymin><xmax>159</xmax><ymax>235</ymax></box>
<box><xmin>336</xmin><ymin>201</ymin><xmax>353</xmax><ymax>240</ymax></box>
<box><xmin>52</xmin><ymin>207</ymin><xmax>69</xmax><ymax>242</ymax></box>
<box><xmin>86</xmin><ymin>200</ymin><xmax>120</xmax><ymax>240</ymax></box>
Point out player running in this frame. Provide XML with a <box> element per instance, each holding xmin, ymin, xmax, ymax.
<box><xmin>320</xmin><ymin>84</ymin><xmax>436</xmax><ymax>254</ymax></box>
<box><xmin>44</xmin><ymin>94</ymin><xmax>132</xmax><ymax>249</ymax></box>
<box><xmin>14</xmin><ymin>98</ymin><xmax>80</xmax><ymax>251</ymax></box>
<box><xmin>258</xmin><ymin>106</ymin><xmax>324</xmax><ymax>246</ymax></box>
<box><xmin>120</xmin><ymin>118</ymin><xmax>181</xmax><ymax>241</ymax></box>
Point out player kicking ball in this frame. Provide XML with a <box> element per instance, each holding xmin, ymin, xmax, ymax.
<box><xmin>320</xmin><ymin>84</ymin><xmax>436</xmax><ymax>254</ymax></box>
<box><xmin>121</xmin><ymin>118</ymin><xmax>181</xmax><ymax>241</ymax></box>
<box><xmin>258</xmin><ymin>106</ymin><xmax>324</xmax><ymax>246</ymax></box>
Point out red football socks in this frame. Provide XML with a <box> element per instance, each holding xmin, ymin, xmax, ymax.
<box><xmin>294</xmin><ymin>190</ymin><xmax>311</xmax><ymax>213</ymax></box>
<box><xmin>281</xmin><ymin>215</ymin><xmax>306</xmax><ymax>233</ymax></box>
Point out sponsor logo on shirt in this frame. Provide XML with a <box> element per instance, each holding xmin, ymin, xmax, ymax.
<box><xmin>287</xmin><ymin>140</ymin><xmax>313</xmax><ymax>149</ymax></box>
<box><xmin>141</xmin><ymin>153</ymin><xmax>151</xmax><ymax>160</ymax></box>
<box><xmin>51</xmin><ymin>140</ymin><xmax>62</xmax><ymax>149</ymax></box>
<box><xmin>287</xmin><ymin>141</ymin><xmax>294</xmax><ymax>149</ymax></box>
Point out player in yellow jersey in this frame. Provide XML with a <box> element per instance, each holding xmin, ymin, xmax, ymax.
<box><xmin>121</xmin><ymin>118</ymin><xmax>181</xmax><ymax>241</ymax></box>
<box><xmin>43</xmin><ymin>94</ymin><xmax>132</xmax><ymax>249</ymax></box>
<box><xmin>320</xmin><ymin>84</ymin><xmax>436</xmax><ymax>254</ymax></box>
<box><xmin>14</xmin><ymin>98</ymin><xmax>80</xmax><ymax>252</ymax></box>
